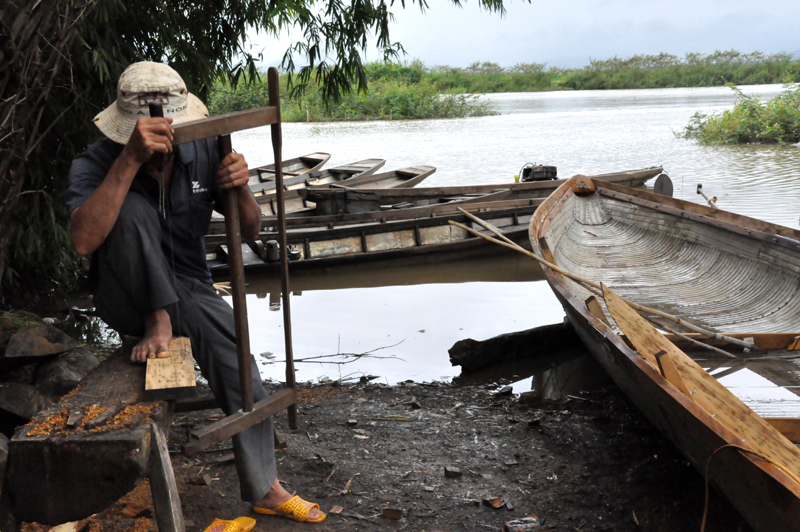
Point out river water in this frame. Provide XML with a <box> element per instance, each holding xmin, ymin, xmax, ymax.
<box><xmin>230</xmin><ymin>84</ymin><xmax>800</xmax><ymax>389</ymax></box>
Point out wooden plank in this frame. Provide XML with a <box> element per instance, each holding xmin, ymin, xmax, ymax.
<box><xmin>174</xmin><ymin>394</ymin><xmax>219</xmax><ymax>413</ymax></box>
<box><xmin>183</xmin><ymin>388</ymin><xmax>296</xmax><ymax>456</ymax></box>
<box><xmin>5</xmin><ymin>341</ymin><xmax>170</xmax><ymax>525</ymax></box>
<box><xmin>172</xmin><ymin>107</ymin><xmax>277</xmax><ymax>145</ymax></box>
<box><xmin>789</xmin><ymin>336</ymin><xmax>800</xmax><ymax>351</ymax></box>
<box><xmin>602</xmin><ymin>284</ymin><xmax>800</xmax><ymax>491</ymax></box>
<box><xmin>150</xmin><ymin>423</ymin><xmax>185</xmax><ymax>532</ymax></box>
<box><xmin>654</xmin><ymin>350</ymin><xmax>692</xmax><ymax>398</ymax></box>
<box><xmin>766</xmin><ymin>419</ymin><xmax>800</xmax><ymax>443</ymax></box>
<box><xmin>145</xmin><ymin>337</ymin><xmax>196</xmax><ymax>400</ymax></box>
<box><xmin>584</xmin><ymin>295</ymin><xmax>609</xmax><ymax>325</ymax></box>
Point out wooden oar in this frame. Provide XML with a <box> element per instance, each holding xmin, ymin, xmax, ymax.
<box><xmin>450</xmin><ymin>207</ymin><xmax>761</xmax><ymax>354</ymax></box>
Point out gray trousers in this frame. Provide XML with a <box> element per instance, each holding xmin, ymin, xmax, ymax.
<box><xmin>93</xmin><ymin>192</ymin><xmax>275</xmax><ymax>503</ymax></box>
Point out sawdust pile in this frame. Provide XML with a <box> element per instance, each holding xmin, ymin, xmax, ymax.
<box><xmin>25</xmin><ymin>403</ymin><xmax>160</xmax><ymax>436</ymax></box>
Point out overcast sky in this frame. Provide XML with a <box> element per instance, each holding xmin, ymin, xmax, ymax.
<box><xmin>249</xmin><ymin>0</ymin><xmax>800</xmax><ymax>69</ymax></box>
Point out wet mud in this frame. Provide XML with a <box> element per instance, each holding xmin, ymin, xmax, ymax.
<box><xmin>176</xmin><ymin>376</ymin><xmax>752</xmax><ymax>532</ymax></box>
<box><xmin>30</xmin><ymin>376</ymin><xmax>750</xmax><ymax>531</ymax></box>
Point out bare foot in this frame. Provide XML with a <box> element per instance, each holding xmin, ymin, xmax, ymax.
<box><xmin>254</xmin><ymin>478</ymin><xmax>324</xmax><ymax>521</ymax></box>
<box><xmin>131</xmin><ymin>309</ymin><xmax>172</xmax><ymax>363</ymax></box>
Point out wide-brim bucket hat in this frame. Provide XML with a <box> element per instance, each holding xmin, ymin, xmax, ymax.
<box><xmin>93</xmin><ymin>61</ymin><xmax>209</xmax><ymax>145</ymax></box>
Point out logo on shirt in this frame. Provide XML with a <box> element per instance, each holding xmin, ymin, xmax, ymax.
<box><xmin>192</xmin><ymin>181</ymin><xmax>208</xmax><ymax>194</ymax></box>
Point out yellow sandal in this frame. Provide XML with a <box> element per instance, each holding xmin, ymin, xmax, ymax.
<box><xmin>202</xmin><ymin>517</ymin><xmax>256</xmax><ymax>532</ymax></box>
<box><xmin>253</xmin><ymin>495</ymin><xmax>326</xmax><ymax>523</ymax></box>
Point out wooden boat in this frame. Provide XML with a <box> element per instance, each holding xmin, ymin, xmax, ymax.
<box><xmin>211</xmin><ymin>165</ymin><xmax>664</xmax><ymax>232</ymax></box>
<box><xmin>301</xmin><ymin>165</ymin><xmax>435</xmax><ymax>198</ymax></box>
<box><xmin>206</xmin><ymin>201</ymin><xmax>539</xmax><ymax>276</ymax></box>
<box><xmin>250</xmin><ymin>158</ymin><xmax>385</xmax><ymax>198</ymax></box>
<box><xmin>530</xmin><ymin>177</ymin><xmax>800</xmax><ymax>532</ymax></box>
<box><xmin>252</xmin><ymin>164</ymin><xmax>432</xmax><ymax>217</ymax></box>
<box><xmin>248</xmin><ymin>152</ymin><xmax>331</xmax><ymax>184</ymax></box>
<box><xmin>304</xmin><ymin>166</ymin><xmax>664</xmax><ymax>211</ymax></box>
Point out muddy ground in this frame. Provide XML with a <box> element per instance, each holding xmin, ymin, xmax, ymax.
<box><xmin>29</xmin><ymin>371</ymin><xmax>756</xmax><ymax>532</ymax></box>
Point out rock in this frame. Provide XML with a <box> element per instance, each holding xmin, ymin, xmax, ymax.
<box><xmin>0</xmin><ymin>434</ymin><xmax>8</xmax><ymax>479</ymax></box>
<box><xmin>483</xmin><ymin>497</ymin><xmax>506</xmax><ymax>509</ymax></box>
<box><xmin>34</xmin><ymin>348</ymin><xmax>99</xmax><ymax>399</ymax></box>
<box><xmin>5</xmin><ymin>325</ymin><xmax>76</xmax><ymax>360</ymax></box>
<box><xmin>382</xmin><ymin>508</ymin><xmax>403</xmax><ymax>520</ymax></box>
<box><xmin>495</xmin><ymin>385</ymin><xmax>513</xmax><ymax>397</ymax></box>
<box><xmin>0</xmin><ymin>382</ymin><xmax>53</xmax><ymax>432</ymax></box>
<box><xmin>504</xmin><ymin>516</ymin><xmax>541</xmax><ymax>531</ymax></box>
<box><xmin>444</xmin><ymin>466</ymin><xmax>462</xmax><ymax>479</ymax></box>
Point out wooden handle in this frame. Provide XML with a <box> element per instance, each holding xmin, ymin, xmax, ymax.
<box><xmin>220</xmin><ymin>134</ymin><xmax>254</xmax><ymax>413</ymax></box>
<box><xmin>268</xmin><ymin>67</ymin><xmax>298</xmax><ymax>430</ymax></box>
<box><xmin>149</xmin><ymin>102</ymin><xmax>164</xmax><ymax>118</ymax></box>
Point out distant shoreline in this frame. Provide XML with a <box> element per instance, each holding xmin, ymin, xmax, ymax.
<box><xmin>209</xmin><ymin>50</ymin><xmax>799</xmax><ymax>122</ymax></box>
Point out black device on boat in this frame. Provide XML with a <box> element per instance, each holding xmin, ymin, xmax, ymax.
<box><xmin>519</xmin><ymin>162</ymin><xmax>557</xmax><ymax>182</ymax></box>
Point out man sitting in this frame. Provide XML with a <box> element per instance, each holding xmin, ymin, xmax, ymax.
<box><xmin>65</xmin><ymin>61</ymin><xmax>324</xmax><ymax>524</ymax></box>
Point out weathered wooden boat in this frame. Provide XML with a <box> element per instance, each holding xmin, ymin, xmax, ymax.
<box><xmin>530</xmin><ymin>177</ymin><xmax>800</xmax><ymax>532</ymax></box>
<box><xmin>300</xmin><ymin>165</ymin><xmax>435</xmax><ymax>213</ymax></box>
<box><xmin>305</xmin><ymin>166</ymin><xmax>664</xmax><ymax>210</ymax></box>
<box><xmin>250</xmin><ymin>158</ymin><xmax>385</xmax><ymax>198</ymax></box>
<box><xmin>211</xmin><ymin>191</ymin><xmax>540</xmax><ymax>235</ymax></box>
<box><xmin>210</xmin><ymin>165</ymin><xmax>665</xmax><ymax>233</ymax></box>
<box><xmin>257</xmin><ymin>165</ymin><xmax>435</xmax><ymax>217</ymax></box>
<box><xmin>247</xmin><ymin>152</ymin><xmax>331</xmax><ymax>184</ymax></box>
<box><xmin>206</xmin><ymin>201</ymin><xmax>540</xmax><ymax>276</ymax></box>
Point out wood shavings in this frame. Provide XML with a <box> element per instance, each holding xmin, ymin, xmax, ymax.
<box><xmin>26</xmin><ymin>409</ymin><xmax>68</xmax><ymax>436</ymax></box>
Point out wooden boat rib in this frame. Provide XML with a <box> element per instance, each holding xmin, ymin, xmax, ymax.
<box><xmin>530</xmin><ymin>178</ymin><xmax>800</xmax><ymax>532</ymax></box>
<box><xmin>248</xmin><ymin>152</ymin><xmax>330</xmax><ymax>184</ymax></box>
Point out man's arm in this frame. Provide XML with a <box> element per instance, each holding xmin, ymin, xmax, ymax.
<box><xmin>217</xmin><ymin>153</ymin><xmax>261</xmax><ymax>241</ymax></box>
<box><xmin>70</xmin><ymin>118</ymin><xmax>174</xmax><ymax>256</ymax></box>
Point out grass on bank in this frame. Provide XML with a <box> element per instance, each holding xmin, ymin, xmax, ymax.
<box><xmin>682</xmin><ymin>85</ymin><xmax>800</xmax><ymax>144</ymax></box>
<box><xmin>424</xmin><ymin>51</ymin><xmax>799</xmax><ymax>92</ymax></box>
<box><xmin>208</xmin><ymin>77</ymin><xmax>496</xmax><ymax>121</ymax></box>
<box><xmin>208</xmin><ymin>50</ymin><xmax>799</xmax><ymax>123</ymax></box>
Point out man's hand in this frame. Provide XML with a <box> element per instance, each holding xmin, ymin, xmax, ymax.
<box><xmin>217</xmin><ymin>153</ymin><xmax>261</xmax><ymax>240</ymax></box>
<box><xmin>217</xmin><ymin>153</ymin><xmax>249</xmax><ymax>190</ymax></box>
<box><xmin>122</xmin><ymin>117</ymin><xmax>174</xmax><ymax>167</ymax></box>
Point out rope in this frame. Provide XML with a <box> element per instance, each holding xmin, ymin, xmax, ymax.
<box><xmin>701</xmin><ymin>444</ymin><xmax>800</xmax><ymax>532</ymax></box>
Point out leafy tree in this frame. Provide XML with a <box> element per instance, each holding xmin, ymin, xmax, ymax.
<box><xmin>0</xmin><ymin>0</ymin><xmax>509</xmax><ymax>306</ymax></box>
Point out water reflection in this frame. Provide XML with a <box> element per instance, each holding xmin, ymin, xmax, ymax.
<box><xmin>231</xmin><ymin>255</ymin><xmax>563</xmax><ymax>384</ymax></box>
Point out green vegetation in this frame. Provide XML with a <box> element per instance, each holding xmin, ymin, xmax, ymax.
<box><xmin>210</xmin><ymin>51</ymin><xmax>799</xmax><ymax>123</ymax></box>
<box><xmin>209</xmin><ymin>77</ymin><xmax>495</xmax><ymax>120</ymax></box>
<box><xmin>372</xmin><ymin>51</ymin><xmax>800</xmax><ymax>93</ymax></box>
<box><xmin>681</xmin><ymin>85</ymin><xmax>800</xmax><ymax>144</ymax></box>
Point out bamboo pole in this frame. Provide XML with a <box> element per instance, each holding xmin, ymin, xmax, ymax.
<box><xmin>451</xmin><ymin>208</ymin><xmax>762</xmax><ymax>353</ymax></box>
<box><xmin>645</xmin><ymin>318</ymin><xmax>736</xmax><ymax>359</ymax></box>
